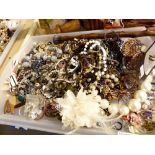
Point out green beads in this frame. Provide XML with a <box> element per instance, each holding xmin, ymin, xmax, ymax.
<box><xmin>17</xmin><ymin>95</ymin><xmax>26</xmax><ymax>103</ymax></box>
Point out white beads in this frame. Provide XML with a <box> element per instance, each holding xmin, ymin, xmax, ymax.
<box><xmin>94</xmin><ymin>81</ymin><xmax>97</xmax><ymax>86</ymax></box>
<box><xmin>119</xmin><ymin>105</ymin><xmax>129</xmax><ymax>116</ymax></box>
<box><xmin>105</xmin><ymin>74</ymin><xmax>119</xmax><ymax>83</ymax></box>
<box><xmin>105</xmin><ymin>74</ymin><xmax>110</xmax><ymax>79</ymax></box>
<box><xmin>141</xmin><ymin>45</ymin><xmax>146</xmax><ymax>52</ymax></box>
<box><xmin>104</xmin><ymin>64</ymin><xmax>107</xmax><ymax>68</ymax></box>
<box><xmin>103</xmin><ymin>68</ymin><xmax>107</xmax><ymax>72</ymax></box>
<box><xmin>134</xmin><ymin>90</ymin><xmax>148</xmax><ymax>102</ymax></box>
<box><xmin>101</xmin><ymin>71</ymin><xmax>105</xmax><ymax>75</ymax></box>
<box><xmin>95</xmin><ymin>71</ymin><xmax>101</xmax><ymax>77</ymax></box>
<box><xmin>84</xmin><ymin>40</ymin><xmax>100</xmax><ymax>52</ymax></box>
<box><xmin>96</xmin><ymin>41</ymin><xmax>100</xmax><ymax>46</ymax></box>
<box><xmin>108</xmin><ymin>104</ymin><xmax>119</xmax><ymax>115</ymax></box>
<box><xmin>100</xmin><ymin>99</ymin><xmax>109</xmax><ymax>109</ymax></box>
<box><xmin>91</xmin><ymin>70</ymin><xmax>94</xmax><ymax>73</ymax></box>
<box><xmin>140</xmin><ymin>81</ymin><xmax>152</xmax><ymax>92</ymax></box>
<box><xmin>110</xmin><ymin>74</ymin><xmax>115</xmax><ymax>79</ymax></box>
<box><xmin>103</xmin><ymin>57</ymin><xmax>106</xmax><ymax>61</ymax></box>
<box><xmin>110</xmin><ymin>83</ymin><xmax>114</xmax><ymax>88</ymax></box>
<box><xmin>90</xmin><ymin>46</ymin><xmax>93</xmax><ymax>50</ymax></box>
<box><xmin>128</xmin><ymin>99</ymin><xmax>141</xmax><ymax>112</ymax></box>
<box><xmin>103</xmin><ymin>60</ymin><xmax>106</xmax><ymax>64</ymax></box>
<box><xmin>101</xmin><ymin>47</ymin><xmax>107</xmax><ymax>58</ymax></box>
<box><xmin>96</xmin><ymin>77</ymin><xmax>100</xmax><ymax>80</ymax></box>
<box><xmin>83</xmin><ymin>40</ymin><xmax>108</xmax><ymax>74</ymax></box>
<box><xmin>125</xmin><ymin>69</ymin><xmax>154</xmax><ymax>114</ymax></box>
<box><xmin>114</xmin><ymin>77</ymin><xmax>119</xmax><ymax>83</ymax></box>
<box><xmin>81</xmin><ymin>51</ymin><xmax>87</xmax><ymax>54</ymax></box>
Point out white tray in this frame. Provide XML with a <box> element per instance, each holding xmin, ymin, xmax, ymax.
<box><xmin>0</xmin><ymin>20</ymin><xmax>25</xmax><ymax>66</ymax></box>
<box><xmin>0</xmin><ymin>28</ymin><xmax>154</xmax><ymax>134</ymax></box>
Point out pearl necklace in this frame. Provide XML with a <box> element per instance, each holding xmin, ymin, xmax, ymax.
<box><xmin>81</xmin><ymin>40</ymin><xmax>110</xmax><ymax>89</ymax></box>
<box><xmin>100</xmin><ymin>69</ymin><xmax>155</xmax><ymax>116</ymax></box>
<box><xmin>81</xmin><ymin>40</ymin><xmax>108</xmax><ymax>75</ymax></box>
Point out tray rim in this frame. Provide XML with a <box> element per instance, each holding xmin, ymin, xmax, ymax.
<box><xmin>0</xmin><ymin>20</ymin><xmax>27</xmax><ymax>67</ymax></box>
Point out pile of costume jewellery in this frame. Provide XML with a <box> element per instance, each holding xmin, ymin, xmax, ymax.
<box><xmin>6</xmin><ymin>36</ymin><xmax>155</xmax><ymax>134</ymax></box>
<box><xmin>0</xmin><ymin>20</ymin><xmax>18</xmax><ymax>53</ymax></box>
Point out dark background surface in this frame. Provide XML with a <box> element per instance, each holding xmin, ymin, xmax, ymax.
<box><xmin>0</xmin><ymin>125</ymin><xmax>58</xmax><ymax>135</ymax></box>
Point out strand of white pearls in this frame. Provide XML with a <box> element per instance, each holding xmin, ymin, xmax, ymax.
<box><xmin>105</xmin><ymin>73</ymin><xmax>119</xmax><ymax>83</ymax></box>
<box><xmin>81</xmin><ymin>40</ymin><xmax>107</xmax><ymax>75</ymax></box>
<box><xmin>83</xmin><ymin>40</ymin><xmax>107</xmax><ymax>59</ymax></box>
<box><xmin>100</xmin><ymin>69</ymin><xmax>155</xmax><ymax>117</ymax></box>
